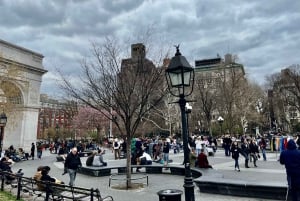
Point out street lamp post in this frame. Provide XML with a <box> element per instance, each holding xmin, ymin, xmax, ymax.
<box><xmin>217</xmin><ymin>116</ymin><xmax>224</xmax><ymax>135</ymax></box>
<box><xmin>186</xmin><ymin>103</ymin><xmax>192</xmax><ymax>137</ymax></box>
<box><xmin>0</xmin><ymin>111</ymin><xmax>8</xmax><ymax>156</ymax></box>
<box><xmin>165</xmin><ymin>46</ymin><xmax>195</xmax><ymax>201</ymax></box>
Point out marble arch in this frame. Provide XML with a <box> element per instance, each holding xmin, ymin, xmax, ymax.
<box><xmin>0</xmin><ymin>39</ymin><xmax>47</xmax><ymax>152</ymax></box>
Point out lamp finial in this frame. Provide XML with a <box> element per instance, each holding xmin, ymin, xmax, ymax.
<box><xmin>174</xmin><ymin>44</ymin><xmax>181</xmax><ymax>56</ymax></box>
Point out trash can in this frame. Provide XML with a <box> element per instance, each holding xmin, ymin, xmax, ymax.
<box><xmin>157</xmin><ymin>189</ymin><xmax>183</xmax><ymax>201</ymax></box>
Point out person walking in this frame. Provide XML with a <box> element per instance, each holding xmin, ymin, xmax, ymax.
<box><xmin>241</xmin><ymin>139</ymin><xmax>250</xmax><ymax>168</ymax></box>
<box><xmin>30</xmin><ymin>142</ymin><xmax>35</xmax><ymax>160</ymax></box>
<box><xmin>231</xmin><ymin>141</ymin><xmax>241</xmax><ymax>172</ymax></box>
<box><xmin>249</xmin><ymin>140</ymin><xmax>259</xmax><ymax>167</ymax></box>
<box><xmin>64</xmin><ymin>147</ymin><xmax>82</xmax><ymax>186</ymax></box>
<box><xmin>259</xmin><ymin>137</ymin><xmax>267</xmax><ymax>161</ymax></box>
<box><xmin>280</xmin><ymin>139</ymin><xmax>300</xmax><ymax>201</ymax></box>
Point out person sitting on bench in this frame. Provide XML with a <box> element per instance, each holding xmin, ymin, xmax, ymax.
<box><xmin>0</xmin><ymin>157</ymin><xmax>23</xmax><ymax>184</ymax></box>
<box><xmin>86</xmin><ymin>152</ymin><xmax>96</xmax><ymax>166</ymax></box>
<box><xmin>136</xmin><ymin>151</ymin><xmax>152</xmax><ymax>172</ymax></box>
<box><xmin>92</xmin><ymin>149</ymin><xmax>107</xmax><ymax>167</ymax></box>
<box><xmin>197</xmin><ymin>148</ymin><xmax>213</xmax><ymax>168</ymax></box>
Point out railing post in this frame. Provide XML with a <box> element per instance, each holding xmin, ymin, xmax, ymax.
<box><xmin>16</xmin><ymin>175</ymin><xmax>22</xmax><ymax>200</ymax></box>
<box><xmin>1</xmin><ymin>171</ymin><xmax>4</xmax><ymax>191</ymax></box>
<box><xmin>45</xmin><ymin>183</ymin><xmax>50</xmax><ymax>201</ymax></box>
<box><xmin>90</xmin><ymin>188</ymin><xmax>94</xmax><ymax>201</ymax></box>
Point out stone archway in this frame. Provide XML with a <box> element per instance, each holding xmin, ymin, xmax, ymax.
<box><xmin>0</xmin><ymin>39</ymin><xmax>47</xmax><ymax>152</ymax></box>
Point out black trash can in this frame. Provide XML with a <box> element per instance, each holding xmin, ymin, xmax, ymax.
<box><xmin>157</xmin><ymin>189</ymin><xmax>183</xmax><ymax>201</ymax></box>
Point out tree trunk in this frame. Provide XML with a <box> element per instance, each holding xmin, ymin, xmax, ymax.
<box><xmin>126</xmin><ymin>137</ymin><xmax>132</xmax><ymax>188</ymax></box>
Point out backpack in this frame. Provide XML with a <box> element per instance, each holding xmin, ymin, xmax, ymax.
<box><xmin>114</xmin><ymin>141</ymin><xmax>119</xmax><ymax>148</ymax></box>
<box><xmin>86</xmin><ymin>155</ymin><xmax>94</xmax><ymax>166</ymax></box>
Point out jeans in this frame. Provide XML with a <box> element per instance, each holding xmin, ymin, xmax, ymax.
<box><xmin>261</xmin><ymin>148</ymin><xmax>267</xmax><ymax>161</ymax></box>
<box><xmin>67</xmin><ymin>169</ymin><xmax>77</xmax><ymax>186</ymax></box>
<box><xmin>224</xmin><ymin>145</ymin><xmax>230</xmax><ymax>156</ymax></box>
<box><xmin>234</xmin><ymin>158</ymin><xmax>239</xmax><ymax>170</ymax></box>
<box><xmin>196</xmin><ymin>149</ymin><xmax>201</xmax><ymax>156</ymax></box>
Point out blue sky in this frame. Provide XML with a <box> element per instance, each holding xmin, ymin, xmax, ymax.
<box><xmin>0</xmin><ymin>0</ymin><xmax>299</xmax><ymax>97</ymax></box>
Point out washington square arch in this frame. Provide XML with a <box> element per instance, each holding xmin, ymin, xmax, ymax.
<box><xmin>0</xmin><ymin>39</ymin><xmax>47</xmax><ymax>152</ymax></box>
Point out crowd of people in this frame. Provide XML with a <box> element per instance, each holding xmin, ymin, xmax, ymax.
<box><xmin>1</xmin><ymin>133</ymin><xmax>300</xmax><ymax>200</ymax></box>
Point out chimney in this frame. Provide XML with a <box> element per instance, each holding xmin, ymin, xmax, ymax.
<box><xmin>131</xmin><ymin>43</ymin><xmax>145</xmax><ymax>60</ymax></box>
<box><xmin>224</xmin><ymin>53</ymin><xmax>232</xmax><ymax>65</ymax></box>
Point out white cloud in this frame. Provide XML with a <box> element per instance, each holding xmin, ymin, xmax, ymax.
<box><xmin>0</xmin><ymin>0</ymin><xmax>299</xmax><ymax>95</ymax></box>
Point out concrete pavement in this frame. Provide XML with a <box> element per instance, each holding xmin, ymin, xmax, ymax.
<box><xmin>9</xmin><ymin>148</ymin><xmax>287</xmax><ymax>201</ymax></box>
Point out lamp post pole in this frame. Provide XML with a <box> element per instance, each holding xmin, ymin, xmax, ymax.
<box><xmin>180</xmin><ymin>95</ymin><xmax>195</xmax><ymax>201</ymax></box>
<box><xmin>165</xmin><ymin>46</ymin><xmax>195</xmax><ymax>201</ymax></box>
<box><xmin>186</xmin><ymin>103</ymin><xmax>192</xmax><ymax>137</ymax></box>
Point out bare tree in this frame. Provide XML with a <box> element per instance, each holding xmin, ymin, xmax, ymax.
<box><xmin>72</xmin><ymin>106</ymin><xmax>109</xmax><ymax>143</ymax></box>
<box><xmin>217</xmin><ymin>64</ymin><xmax>247</xmax><ymax>134</ymax></box>
<box><xmin>266</xmin><ymin>65</ymin><xmax>300</xmax><ymax>132</ymax></box>
<box><xmin>59</xmin><ymin>38</ymin><xmax>167</xmax><ymax>188</ymax></box>
<box><xmin>194</xmin><ymin>77</ymin><xmax>217</xmax><ymax>136</ymax></box>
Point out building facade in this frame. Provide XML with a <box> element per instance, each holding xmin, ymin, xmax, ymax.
<box><xmin>37</xmin><ymin>94</ymin><xmax>77</xmax><ymax>140</ymax></box>
<box><xmin>193</xmin><ymin>54</ymin><xmax>246</xmax><ymax>134</ymax></box>
<box><xmin>0</xmin><ymin>39</ymin><xmax>47</xmax><ymax>151</ymax></box>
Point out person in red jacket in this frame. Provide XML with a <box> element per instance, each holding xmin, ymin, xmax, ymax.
<box><xmin>197</xmin><ymin>149</ymin><xmax>212</xmax><ymax>168</ymax></box>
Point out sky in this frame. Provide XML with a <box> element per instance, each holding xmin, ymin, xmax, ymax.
<box><xmin>0</xmin><ymin>0</ymin><xmax>299</xmax><ymax>97</ymax></box>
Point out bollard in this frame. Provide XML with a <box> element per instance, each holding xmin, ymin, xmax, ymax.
<box><xmin>157</xmin><ymin>189</ymin><xmax>183</xmax><ymax>201</ymax></box>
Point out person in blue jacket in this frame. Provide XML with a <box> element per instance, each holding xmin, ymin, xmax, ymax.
<box><xmin>280</xmin><ymin>139</ymin><xmax>300</xmax><ymax>201</ymax></box>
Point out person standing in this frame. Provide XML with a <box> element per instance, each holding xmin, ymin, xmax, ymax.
<box><xmin>231</xmin><ymin>141</ymin><xmax>241</xmax><ymax>172</ymax></box>
<box><xmin>30</xmin><ymin>142</ymin><xmax>35</xmax><ymax>160</ymax></box>
<box><xmin>113</xmin><ymin>138</ymin><xmax>120</xmax><ymax>160</ymax></box>
<box><xmin>223</xmin><ymin>135</ymin><xmax>232</xmax><ymax>157</ymax></box>
<box><xmin>195</xmin><ymin>137</ymin><xmax>203</xmax><ymax>156</ymax></box>
<box><xmin>36</xmin><ymin>142</ymin><xmax>43</xmax><ymax>159</ymax></box>
<box><xmin>162</xmin><ymin>139</ymin><xmax>171</xmax><ymax>169</ymax></box>
<box><xmin>64</xmin><ymin>147</ymin><xmax>82</xmax><ymax>186</ymax></box>
<box><xmin>280</xmin><ymin>139</ymin><xmax>300</xmax><ymax>201</ymax></box>
<box><xmin>296</xmin><ymin>134</ymin><xmax>300</xmax><ymax>150</ymax></box>
<box><xmin>189</xmin><ymin>147</ymin><xmax>198</xmax><ymax>168</ymax></box>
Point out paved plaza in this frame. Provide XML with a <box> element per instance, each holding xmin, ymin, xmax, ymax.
<box><xmin>9</xmin><ymin>148</ymin><xmax>287</xmax><ymax>201</ymax></box>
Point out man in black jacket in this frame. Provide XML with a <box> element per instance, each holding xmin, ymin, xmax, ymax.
<box><xmin>64</xmin><ymin>147</ymin><xmax>82</xmax><ymax>186</ymax></box>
